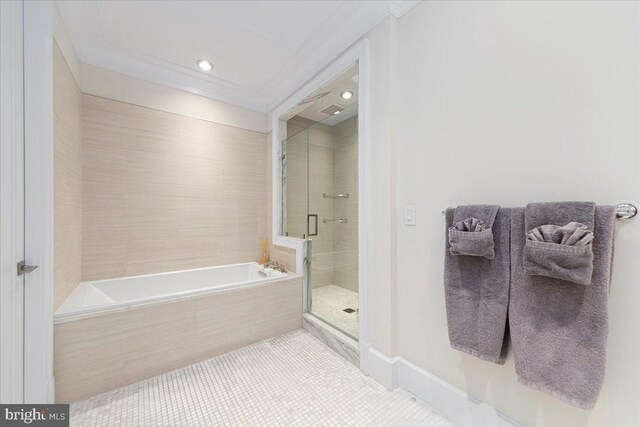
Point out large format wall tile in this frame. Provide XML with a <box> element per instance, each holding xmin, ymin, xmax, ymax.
<box><xmin>54</xmin><ymin>43</ymin><xmax>83</xmax><ymax>309</ymax></box>
<box><xmin>82</xmin><ymin>95</ymin><xmax>269</xmax><ymax>280</ymax></box>
<box><xmin>332</xmin><ymin>116</ymin><xmax>359</xmax><ymax>293</ymax></box>
<box><xmin>83</xmin><ymin>95</ymin><xmax>179</xmax><ymax>154</ymax></box>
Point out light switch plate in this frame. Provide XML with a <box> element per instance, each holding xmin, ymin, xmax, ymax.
<box><xmin>404</xmin><ymin>205</ymin><xmax>416</xmax><ymax>226</ymax></box>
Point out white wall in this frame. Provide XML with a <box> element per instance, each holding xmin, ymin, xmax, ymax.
<box><xmin>394</xmin><ymin>1</ymin><xmax>639</xmax><ymax>425</ymax></box>
<box><xmin>366</xmin><ymin>16</ymin><xmax>398</xmax><ymax>358</ymax></box>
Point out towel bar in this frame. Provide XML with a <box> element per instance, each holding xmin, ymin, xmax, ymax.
<box><xmin>616</xmin><ymin>203</ymin><xmax>637</xmax><ymax>219</ymax></box>
<box><xmin>440</xmin><ymin>203</ymin><xmax>637</xmax><ymax>219</ymax></box>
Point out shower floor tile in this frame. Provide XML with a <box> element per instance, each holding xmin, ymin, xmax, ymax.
<box><xmin>311</xmin><ymin>285</ymin><xmax>359</xmax><ymax>338</ymax></box>
<box><xmin>70</xmin><ymin>330</ymin><xmax>453</xmax><ymax>427</ymax></box>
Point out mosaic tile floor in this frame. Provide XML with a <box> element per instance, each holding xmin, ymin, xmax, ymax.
<box><xmin>311</xmin><ymin>285</ymin><xmax>359</xmax><ymax>338</ymax></box>
<box><xmin>71</xmin><ymin>330</ymin><xmax>453</xmax><ymax>427</ymax></box>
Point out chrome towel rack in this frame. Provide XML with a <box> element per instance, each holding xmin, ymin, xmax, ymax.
<box><xmin>323</xmin><ymin>193</ymin><xmax>350</xmax><ymax>199</ymax></box>
<box><xmin>440</xmin><ymin>203</ymin><xmax>637</xmax><ymax>220</ymax></box>
<box><xmin>616</xmin><ymin>203</ymin><xmax>637</xmax><ymax>219</ymax></box>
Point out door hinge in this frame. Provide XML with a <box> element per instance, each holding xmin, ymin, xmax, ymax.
<box><xmin>17</xmin><ymin>261</ymin><xmax>38</xmax><ymax>276</ymax></box>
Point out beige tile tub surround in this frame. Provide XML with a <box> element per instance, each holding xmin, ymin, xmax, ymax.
<box><xmin>54</xmin><ymin>42</ymin><xmax>83</xmax><ymax>309</ymax></box>
<box><xmin>54</xmin><ymin>275</ymin><xmax>302</xmax><ymax>403</ymax></box>
<box><xmin>81</xmin><ymin>95</ymin><xmax>269</xmax><ymax>280</ymax></box>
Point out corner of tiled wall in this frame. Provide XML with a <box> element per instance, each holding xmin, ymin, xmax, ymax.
<box><xmin>53</xmin><ymin>40</ymin><xmax>83</xmax><ymax>309</ymax></box>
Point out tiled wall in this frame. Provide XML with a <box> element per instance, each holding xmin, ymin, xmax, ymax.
<box><xmin>81</xmin><ymin>95</ymin><xmax>269</xmax><ymax>280</ymax></box>
<box><xmin>331</xmin><ymin>116</ymin><xmax>358</xmax><ymax>293</ymax></box>
<box><xmin>282</xmin><ymin>116</ymin><xmax>358</xmax><ymax>292</ymax></box>
<box><xmin>54</xmin><ymin>42</ymin><xmax>82</xmax><ymax>309</ymax></box>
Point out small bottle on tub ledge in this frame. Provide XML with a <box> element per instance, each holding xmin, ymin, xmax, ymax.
<box><xmin>260</xmin><ymin>238</ymin><xmax>269</xmax><ymax>265</ymax></box>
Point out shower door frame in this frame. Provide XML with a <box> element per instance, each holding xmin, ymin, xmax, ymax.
<box><xmin>271</xmin><ymin>39</ymin><xmax>371</xmax><ymax>374</ymax></box>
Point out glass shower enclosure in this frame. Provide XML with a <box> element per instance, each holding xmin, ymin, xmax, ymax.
<box><xmin>281</xmin><ymin>103</ymin><xmax>359</xmax><ymax>340</ymax></box>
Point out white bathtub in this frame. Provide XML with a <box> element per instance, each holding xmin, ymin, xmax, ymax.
<box><xmin>55</xmin><ymin>262</ymin><xmax>288</xmax><ymax>323</ymax></box>
<box><xmin>54</xmin><ymin>262</ymin><xmax>302</xmax><ymax>402</ymax></box>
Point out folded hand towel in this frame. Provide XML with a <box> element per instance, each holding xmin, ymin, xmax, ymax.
<box><xmin>449</xmin><ymin>205</ymin><xmax>499</xmax><ymax>259</ymax></box>
<box><xmin>444</xmin><ymin>206</ymin><xmax>510</xmax><ymax>364</ymax></box>
<box><xmin>524</xmin><ymin>221</ymin><xmax>595</xmax><ymax>285</ymax></box>
<box><xmin>527</xmin><ymin>222</ymin><xmax>594</xmax><ymax>246</ymax></box>
<box><xmin>510</xmin><ymin>204</ymin><xmax>616</xmax><ymax>409</ymax></box>
<box><xmin>523</xmin><ymin>202</ymin><xmax>596</xmax><ymax>285</ymax></box>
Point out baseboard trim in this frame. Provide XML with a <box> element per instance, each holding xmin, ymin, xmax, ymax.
<box><xmin>367</xmin><ymin>348</ymin><xmax>519</xmax><ymax>427</ymax></box>
<box><xmin>364</xmin><ymin>345</ymin><xmax>396</xmax><ymax>389</ymax></box>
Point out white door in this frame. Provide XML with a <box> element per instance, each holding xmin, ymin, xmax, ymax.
<box><xmin>1</xmin><ymin>0</ymin><xmax>53</xmax><ymax>404</ymax></box>
<box><xmin>0</xmin><ymin>0</ymin><xmax>25</xmax><ymax>404</ymax></box>
<box><xmin>23</xmin><ymin>0</ymin><xmax>55</xmax><ymax>403</ymax></box>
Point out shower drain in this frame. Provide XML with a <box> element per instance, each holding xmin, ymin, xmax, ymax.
<box><xmin>343</xmin><ymin>308</ymin><xmax>356</xmax><ymax>313</ymax></box>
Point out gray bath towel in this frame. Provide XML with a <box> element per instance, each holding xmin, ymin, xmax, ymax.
<box><xmin>444</xmin><ymin>206</ymin><xmax>510</xmax><ymax>364</ymax></box>
<box><xmin>510</xmin><ymin>204</ymin><xmax>616</xmax><ymax>409</ymax></box>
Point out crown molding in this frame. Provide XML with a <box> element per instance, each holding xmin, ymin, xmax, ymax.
<box><xmin>263</xmin><ymin>1</ymin><xmax>391</xmax><ymax>112</ymax></box>
<box><xmin>390</xmin><ymin>1</ymin><xmax>420</xmax><ymax>18</ymax></box>
<box><xmin>77</xmin><ymin>43</ymin><xmax>268</xmax><ymax>113</ymax></box>
<box><xmin>58</xmin><ymin>1</ymin><xmax>407</xmax><ymax>114</ymax></box>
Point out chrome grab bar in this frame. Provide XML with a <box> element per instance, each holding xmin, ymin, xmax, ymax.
<box><xmin>323</xmin><ymin>193</ymin><xmax>349</xmax><ymax>199</ymax></box>
<box><xmin>323</xmin><ymin>218</ymin><xmax>348</xmax><ymax>224</ymax></box>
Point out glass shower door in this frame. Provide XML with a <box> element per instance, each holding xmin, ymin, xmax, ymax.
<box><xmin>282</xmin><ymin>129</ymin><xmax>308</xmax><ymax>239</ymax></box>
<box><xmin>282</xmin><ymin>103</ymin><xmax>359</xmax><ymax>340</ymax></box>
<box><xmin>306</xmin><ymin>104</ymin><xmax>359</xmax><ymax>340</ymax></box>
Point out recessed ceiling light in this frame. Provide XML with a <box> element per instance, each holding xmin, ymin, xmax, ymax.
<box><xmin>333</xmin><ymin>110</ymin><xmax>341</xmax><ymax>115</ymax></box>
<box><xmin>196</xmin><ymin>59</ymin><xmax>213</xmax><ymax>72</ymax></box>
<box><xmin>340</xmin><ymin>91</ymin><xmax>354</xmax><ymax>100</ymax></box>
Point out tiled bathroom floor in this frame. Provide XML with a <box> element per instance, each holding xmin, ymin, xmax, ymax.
<box><xmin>70</xmin><ymin>330</ymin><xmax>453</xmax><ymax>427</ymax></box>
<box><xmin>311</xmin><ymin>284</ymin><xmax>359</xmax><ymax>338</ymax></box>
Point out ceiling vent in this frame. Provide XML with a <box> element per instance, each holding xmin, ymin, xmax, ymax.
<box><xmin>320</xmin><ymin>104</ymin><xmax>344</xmax><ymax>116</ymax></box>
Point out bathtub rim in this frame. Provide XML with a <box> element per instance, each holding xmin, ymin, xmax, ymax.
<box><xmin>54</xmin><ymin>262</ymin><xmax>298</xmax><ymax>325</ymax></box>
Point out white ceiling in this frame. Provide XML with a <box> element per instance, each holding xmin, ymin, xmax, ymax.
<box><xmin>296</xmin><ymin>64</ymin><xmax>359</xmax><ymax>126</ymax></box>
<box><xmin>56</xmin><ymin>1</ymin><xmax>418</xmax><ymax>113</ymax></box>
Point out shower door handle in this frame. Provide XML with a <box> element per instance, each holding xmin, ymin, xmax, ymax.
<box><xmin>307</xmin><ymin>214</ymin><xmax>318</xmax><ymax>236</ymax></box>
